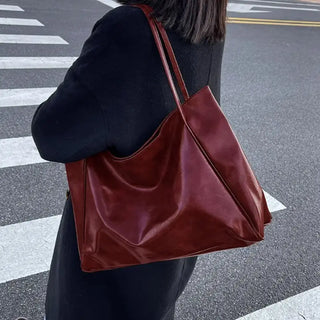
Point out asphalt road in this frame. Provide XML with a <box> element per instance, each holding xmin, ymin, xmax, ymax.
<box><xmin>0</xmin><ymin>0</ymin><xmax>319</xmax><ymax>319</ymax></box>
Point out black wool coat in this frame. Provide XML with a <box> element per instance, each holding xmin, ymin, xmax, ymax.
<box><xmin>31</xmin><ymin>5</ymin><xmax>224</xmax><ymax>320</ymax></box>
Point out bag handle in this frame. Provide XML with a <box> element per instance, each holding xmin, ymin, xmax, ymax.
<box><xmin>131</xmin><ymin>4</ymin><xmax>190</xmax><ymax>109</ymax></box>
<box><xmin>142</xmin><ymin>5</ymin><xmax>190</xmax><ymax>102</ymax></box>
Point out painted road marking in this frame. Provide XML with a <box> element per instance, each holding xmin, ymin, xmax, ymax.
<box><xmin>228</xmin><ymin>17</ymin><xmax>320</xmax><ymax>24</ymax></box>
<box><xmin>240</xmin><ymin>0</ymin><xmax>320</xmax><ymax>8</ymax></box>
<box><xmin>0</xmin><ymin>215</ymin><xmax>60</xmax><ymax>284</ymax></box>
<box><xmin>236</xmin><ymin>285</ymin><xmax>320</xmax><ymax>319</ymax></box>
<box><xmin>262</xmin><ymin>190</ymin><xmax>286</xmax><ymax>212</ymax></box>
<box><xmin>0</xmin><ymin>17</ymin><xmax>44</xmax><ymax>26</ymax></box>
<box><xmin>0</xmin><ymin>190</ymin><xmax>284</xmax><ymax>284</ymax></box>
<box><xmin>228</xmin><ymin>3</ymin><xmax>270</xmax><ymax>13</ymax></box>
<box><xmin>0</xmin><ymin>57</ymin><xmax>77</xmax><ymax>69</ymax></box>
<box><xmin>96</xmin><ymin>0</ymin><xmax>121</xmax><ymax>8</ymax></box>
<box><xmin>0</xmin><ymin>5</ymin><xmax>23</xmax><ymax>11</ymax></box>
<box><xmin>242</xmin><ymin>3</ymin><xmax>320</xmax><ymax>11</ymax></box>
<box><xmin>0</xmin><ymin>88</ymin><xmax>56</xmax><ymax>107</ymax></box>
<box><xmin>228</xmin><ymin>2</ymin><xmax>320</xmax><ymax>13</ymax></box>
<box><xmin>227</xmin><ymin>17</ymin><xmax>320</xmax><ymax>27</ymax></box>
<box><xmin>0</xmin><ymin>136</ymin><xmax>47</xmax><ymax>169</ymax></box>
<box><xmin>0</xmin><ymin>34</ymin><xmax>68</xmax><ymax>44</ymax></box>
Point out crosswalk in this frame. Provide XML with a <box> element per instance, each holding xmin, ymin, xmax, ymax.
<box><xmin>0</xmin><ymin>4</ymin><xmax>23</xmax><ymax>11</ymax></box>
<box><xmin>0</xmin><ymin>136</ymin><xmax>47</xmax><ymax>168</ymax></box>
<box><xmin>0</xmin><ymin>34</ymin><xmax>68</xmax><ymax>44</ymax></box>
<box><xmin>0</xmin><ymin>87</ymin><xmax>56</xmax><ymax>107</ymax></box>
<box><xmin>2</xmin><ymin>1</ymin><xmax>318</xmax><ymax>319</ymax></box>
<box><xmin>0</xmin><ymin>56</ymin><xmax>76</xmax><ymax>69</ymax></box>
<box><xmin>0</xmin><ymin>17</ymin><xmax>44</xmax><ymax>26</ymax></box>
<box><xmin>0</xmin><ymin>0</ymin><xmax>72</xmax><ymax>288</ymax></box>
<box><xmin>237</xmin><ymin>285</ymin><xmax>320</xmax><ymax>320</ymax></box>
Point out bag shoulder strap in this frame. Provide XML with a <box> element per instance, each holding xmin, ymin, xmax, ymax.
<box><xmin>131</xmin><ymin>4</ymin><xmax>190</xmax><ymax>109</ymax></box>
<box><xmin>143</xmin><ymin>5</ymin><xmax>190</xmax><ymax>102</ymax></box>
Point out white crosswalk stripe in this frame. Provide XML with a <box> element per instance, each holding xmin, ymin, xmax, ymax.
<box><xmin>0</xmin><ymin>34</ymin><xmax>68</xmax><ymax>44</ymax></box>
<box><xmin>96</xmin><ymin>0</ymin><xmax>121</xmax><ymax>8</ymax></box>
<box><xmin>0</xmin><ymin>4</ymin><xmax>23</xmax><ymax>11</ymax></box>
<box><xmin>261</xmin><ymin>190</ymin><xmax>286</xmax><ymax>212</ymax></box>
<box><xmin>0</xmin><ymin>88</ymin><xmax>56</xmax><ymax>107</ymax></box>
<box><xmin>0</xmin><ymin>56</ymin><xmax>77</xmax><ymax>69</ymax></box>
<box><xmin>0</xmin><ymin>215</ymin><xmax>60</xmax><ymax>284</ymax></box>
<box><xmin>0</xmin><ymin>136</ymin><xmax>47</xmax><ymax>169</ymax></box>
<box><xmin>0</xmin><ymin>17</ymin><xmax>44</xmax><ymax>26</ymax></box>
<box><xmin>236</xmin><ymin>285</ymin><xmax>320</xmax><ymax>319</ymax></box>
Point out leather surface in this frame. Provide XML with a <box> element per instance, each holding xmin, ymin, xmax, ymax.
<box><xmin>65</xmin><ymin>4</ymin><xmax>272</xmax><ymax>272</ymax></box>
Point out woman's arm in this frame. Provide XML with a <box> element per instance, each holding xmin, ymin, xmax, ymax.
<box><xmin>31</xmin><ymin>68</ymin><xmax>109</xmax><ymax>163</ymax></box>
<box><xmin>31</xmin><ymin>9</ymin><xmax>119</xmax><ymax>163</ymax></box>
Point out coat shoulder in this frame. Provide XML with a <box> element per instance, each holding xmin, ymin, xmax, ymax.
<box><xmin>93</xmin><ymin>5</ymin><xmax>147</xmax><ymax>38</ymax></box>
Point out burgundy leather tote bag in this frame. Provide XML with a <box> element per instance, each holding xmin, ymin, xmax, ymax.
<box><xmin>65</xmin><ymin>4</ymin><xmax>272</xmax><ymax>272</ymax></box>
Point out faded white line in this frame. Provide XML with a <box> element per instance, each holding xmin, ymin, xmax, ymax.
<box><xmin>0</xmin><ymin>87</ymin><xmax>56</xmax><ymax>107</ymax></box>
<box><xmin>240</xmin><ymin>0</ymin><xmax>320</xmax><ymax>8</ymax></box>
<box><xmin>228</xmin><ymin>2</ymin><xmax>319</xmax><ymax>12</ymax></box>
<box><xmin>236</xmin><ymin>285</ymin><xmax>320</xmax><ymax>319</ymax></box>
<box><xmin>0</xmin><ymin>191</ymin><xmax>284</xmax><ymax>284</ymax></box>
<box><xmin>250</xmin><ymin>3</ymin><xmax>319</xmax><ymax>11</ymax></box>
<box><xmin>0</xmin><ymin>136</ymin><xmax>47</xmax><ymax>169</ymax></box>
<box><xmin>0</xmin><ymin>34</ymin><xmax>68</xmax><ymax>44</ymax></box>
<box><xmin>228</xmin><ymin>3</ymin><xmax>270</xmax><ymax>13</ymax></box>
<box><xmin>0</xmin><ymin>57</ymin><xmax>77</xmax><ymax>69</ymax></box>
<box><xmin>0</xmin><ymin>17</ymin><xmax>44</xmax><ymax>26</ymax></box>
<box><xmin>96</xmin><ymin>0</ymin><xmax>121</xmax><ymax>8</ymax></box>
<box><xmin>0</xmin><ymin>215</ymin><xmax>61</xmax><ymax>284</ymax></box>
<box><xmin>0</xmin><ymin>5</ymin><xmax>24</xmax><ymax>11</ymax></box>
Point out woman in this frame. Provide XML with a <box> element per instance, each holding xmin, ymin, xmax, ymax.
<box><xmin>31</xmin><ymin>0</ymin><xmax>227</xmax><ymax>319</ymax></box>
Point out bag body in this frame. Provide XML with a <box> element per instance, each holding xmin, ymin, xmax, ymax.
<box><xmin>65</xmin><ymin>4</ymin><xmax>272</xmax><ymax>272</ymax></box>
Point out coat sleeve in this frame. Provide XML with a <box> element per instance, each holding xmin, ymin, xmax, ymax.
<box><xmin>31</xmin><ymin>12</ymin><xmax>117</xmax><ymax>163</ymax></box>
<box><xmin>31</xmin><ymin>68</ymin><xmax>109</xmax><ymax>163</ymax></box>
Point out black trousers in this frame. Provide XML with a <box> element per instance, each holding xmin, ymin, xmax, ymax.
<box><xmin>45</xmin><ymin>197</ymin><xmax>198</xmax><ymax>319</ymax></box>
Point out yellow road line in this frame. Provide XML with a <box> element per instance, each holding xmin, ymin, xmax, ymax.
<box><xmin>228</xmin><ymin>21</ymin><xmax>320</xmax><ymax>27</ymax></box>
<box><xmin>227</xmin><ymin>17</ymin><xmax>320</xmax><ymax>25</ymax></box>
<box><xmin>227</xmin><ymin>18</ymin><xmax>320</xmax><ymax>27</ymax></box>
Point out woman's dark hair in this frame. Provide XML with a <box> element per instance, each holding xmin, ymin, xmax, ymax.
<box><xmin>117</xmin><ymin>0</ymin><xmax>228</xmax><ymax>45</ymax></box>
